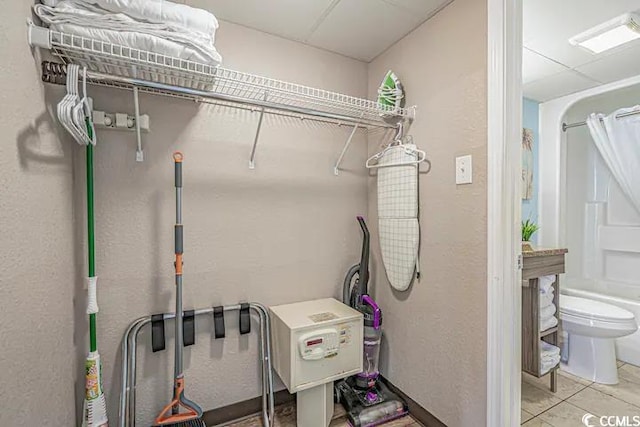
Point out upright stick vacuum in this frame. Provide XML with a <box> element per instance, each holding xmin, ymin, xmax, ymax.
<box><xmin>335</xmin><ymin>217</ymin><xmax>408</xmax><ymax>427</ymax></box>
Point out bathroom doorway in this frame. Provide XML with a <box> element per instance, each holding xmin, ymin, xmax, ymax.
<box><xmin>516</xmin><ymin>1</ymin><xmax>640</xmax><ymax>425</ymax></box>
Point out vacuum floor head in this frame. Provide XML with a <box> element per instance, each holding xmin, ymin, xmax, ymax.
<box><xmin>351</xmin><ymin>399</ymin><xmax>407</xmax><ymax>427</ymax></box>
<box><xmin>336</xmin><ymin>378</ymin><xmax>409</xmax><ymax>427</ymax></box>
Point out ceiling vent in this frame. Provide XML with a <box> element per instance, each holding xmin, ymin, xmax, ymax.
<box><xmin>569</xmin><ymin>13</ymin><xmax>640</xmax><ymax>54</ymax></box>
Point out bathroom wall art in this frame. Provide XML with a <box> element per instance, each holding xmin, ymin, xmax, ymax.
<box><xmin>522</xmin><ymin>128</ymin><xmax>534</xmax><ymax>200</ymax></box>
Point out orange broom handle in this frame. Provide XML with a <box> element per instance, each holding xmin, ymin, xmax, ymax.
<box><xmin>174</xmin><ymin>151</ymin><xmax>183</xmax><ymax>278</ymax></box>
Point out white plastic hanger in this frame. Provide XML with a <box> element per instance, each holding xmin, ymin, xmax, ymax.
<box><xmin>67</xmin><ymin>66</ymin><xmax>90</xmax><ymax>144</ymax></box>
<box><xmin>56</xmin><ymin>65</ymin><xmax>75</xmax><ymax>138</ymax></box>
<box><xmin>58</xmin><ymin>64</ymin><xmax>83</xmax><ymax>144</ymax></box>
<box><xmin>365</xmin><ymin>144</ymin><xmax>426</xmax><ymax>169</ymax></box>
<box><xmin>72</xmin><ymin>67</ymin><xmax>96</xmax><ymax>145</ymax></box>
<box><xmin>365</xmin><ymin>130</ymin><xmax>426</xmax><ymax>169</ymax></box>
<box><xmin>72</xmin><ymin>70</ymin><xmax>90</xmax><ymax>144</ymax></box>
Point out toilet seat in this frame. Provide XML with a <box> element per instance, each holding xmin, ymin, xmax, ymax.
<box><xmin>560</xmin><ymin>295</ymin><xmax>635</xmax><ymax>322</ymax></box>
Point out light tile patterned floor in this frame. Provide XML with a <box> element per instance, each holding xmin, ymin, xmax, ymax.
<box><xmin>223</xmin><ymin>402</ymin><xmax>421</xmax><ymax>427</ymax></box>
<box><xmin>522</xmin><ymin>362</ymin><xmax>640</xmax><ymax>426</ymax></box>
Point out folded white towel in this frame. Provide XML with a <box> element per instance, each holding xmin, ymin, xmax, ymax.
<box><xmin>540</xmin><ymin>355</ymin><xmax>560</xmax><ymax>375</ymax></box>
<box><xmin>540</xmin><ymin>341</ymin><xmax>560</xmax><ymax>355</ymax></box>
<box><xmin>540</xmin><ymin>303</ymin><xmax>556</xmax><ymax>320</ymax></box>
<box><xmin>539</xmin><ymin>275</ymin><xmax>556</xmax><ymax>294</ymax></box>
<box><xmin>541</xmin><ymin>353</ymin><xmax>560</xmax><ymax>361</ymax></box>
<box><xmin>540</xmin><ymin>291</ymin><xmax>554</xmax><ymax>308</ymax></box>
<box><xmin>540</xmin><ymin>315</ymin><xmax>558</xmax><ymax>332</ymax></box>
<box><xmin>540</xmin><ymin>341</ymin><xmax>561</xmax><ymax>374</ymax></box>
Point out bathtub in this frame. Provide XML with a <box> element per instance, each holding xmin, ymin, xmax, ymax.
<box><xmin>563</xmin><ymin>286</ymin><xmax>640</xmax><ymax>367</ymax></box>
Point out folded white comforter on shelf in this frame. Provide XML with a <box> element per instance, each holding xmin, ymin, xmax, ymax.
<box><xmin>34</xmin><ymin>1</ymin><xmax>222</xmax><ymax>65</ymax></box>
<box><xmin>42</xmin><ymin>0</ymin><xmax>218</xmax><ymax>39</ymax></box>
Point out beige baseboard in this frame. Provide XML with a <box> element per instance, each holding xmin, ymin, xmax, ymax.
<box><xmin>202</xmin><ymin>377</ymin><xmax>446</xmax><ymax>427</ymax></box>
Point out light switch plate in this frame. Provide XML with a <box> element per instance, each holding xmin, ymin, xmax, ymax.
<box><xmin>456</xmin><ymin>155</ymin><xmax>472</xmax><ymax>184</ymax></box>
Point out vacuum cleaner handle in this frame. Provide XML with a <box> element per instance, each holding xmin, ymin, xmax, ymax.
<box><xmin>356</xmin><ymin>216</ymin><xmax>370</xmax><ymax>293</ymax></box>
<box><xmin>343</xmin><ymin>264</ymin><xmax>360</xmax><ymax>306</ymax></box>
<box><xmin>361</xmin><ymin>295</ymin><xmax>381</xmax><ymax>330</ymax></box>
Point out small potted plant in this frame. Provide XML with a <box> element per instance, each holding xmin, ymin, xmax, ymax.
<box><xmin>522</xmin><ymin>219</ymin><xmax>539</xmax><ymax>252</ymax></box>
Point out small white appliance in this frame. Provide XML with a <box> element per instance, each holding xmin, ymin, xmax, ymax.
<box><xmin>270</xmin><ymin>298</ymin><xmax>363</xmax><ymax>427</ymax></box>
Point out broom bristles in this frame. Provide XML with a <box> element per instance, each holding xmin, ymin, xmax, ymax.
<box><xmin>83</xmin><ymin>351</ymin><xmax>108</xmax><ymax>427</ymax></box>
<box><xmin>82</xmin><ymin>393</ymin><xmax>108</xmax><ymax>427</ymax></box>
<box><xmin>154</xmin><ymin>418</ymin><xmax>205</xmax><ymax>427</ymax></box>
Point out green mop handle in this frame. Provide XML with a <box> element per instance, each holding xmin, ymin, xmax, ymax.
<box><xmin>86</xmin><ymin>127</ymin><xmax>97</xmax><ymax>353</ymax></box>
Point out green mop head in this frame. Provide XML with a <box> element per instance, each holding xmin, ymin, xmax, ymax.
<box><xmin>377</xmin><ymin>70</ymin><xmax>405</xmax><ymax>118</ymax></box>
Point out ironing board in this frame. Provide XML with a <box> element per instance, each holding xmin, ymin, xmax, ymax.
<box><xmin>377</xmin><ymin>144</ymin><xmax>420</xmax><ymax>291</ymax></box>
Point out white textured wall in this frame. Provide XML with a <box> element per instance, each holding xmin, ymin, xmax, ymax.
<box><xmin>0</xmin><ymin>2</ymin><xmax>77</xmax><ymax>426</ymax></box>
<box><xmin>367</xmin><ymin>0</ymin><xmax>488</xmax><ymax>425</ymax></box>
<box><xmin>78</xmin><ymin>22</ymin><xmax>369</xmax><ymax>425</ymax></box>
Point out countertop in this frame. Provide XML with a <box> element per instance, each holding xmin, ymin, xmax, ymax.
<box><xmin>522</xmin><ymin>248</ymin><xmax>568</xmax><ymax>258</ymax></box>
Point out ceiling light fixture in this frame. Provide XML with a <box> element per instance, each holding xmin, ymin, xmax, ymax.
<box><xmin>569</xmin><ymin>13</ymin><xmax>640</xmax><ymax>54</ymax></box>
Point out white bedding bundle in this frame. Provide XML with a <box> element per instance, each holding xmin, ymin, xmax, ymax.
<box><xmin>63</xmin><ymin>0</ymin><xmax>217</xmax><ymax>36</ymax></box>
<box><xmin>34</xmin><ymin>0</ymin><xmax>222</xmax><ymax>65</ymax></box>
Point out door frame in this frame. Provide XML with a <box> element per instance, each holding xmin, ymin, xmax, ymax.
<box><xmin>486</xmin><ymin>0</ymin><xmax>523</xmax><ymax>426</ymax></box>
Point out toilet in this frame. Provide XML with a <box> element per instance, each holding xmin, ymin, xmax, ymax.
<box><xmin>560</xmin><ymin>295</ymin><xmax>638</xmax><ymax>384</ymax></box>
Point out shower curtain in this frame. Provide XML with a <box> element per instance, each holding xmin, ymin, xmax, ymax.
<box><xmin>586</xmin><ymin>106</ymin><xmax>640</xmax><ymax>215</ymax></box>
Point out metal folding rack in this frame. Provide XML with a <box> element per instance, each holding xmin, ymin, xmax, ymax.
<box><xmin>28</xmin><ymin>24</ymin><xmax>415</xmax><ymax>172</ymax></box>
<box><xmin>120</xmin><ymin>303</ymin><xmax>274</xmax><ymax>427</ymax></box>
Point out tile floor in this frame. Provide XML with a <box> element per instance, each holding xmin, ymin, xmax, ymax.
<box><xmin>224</xmin><ymin>401</ymin><xmax>421</xmax><ymax>426</ymax></box>
<box><xmin>522</xmin><ymin>362</ymin><xmax>640</xmax><ymax>426</ymax></box>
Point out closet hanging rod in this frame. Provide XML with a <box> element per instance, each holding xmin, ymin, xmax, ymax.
<box><xmin>41</xmin><ymin>61</ymin><xmax>398</xmax><ymax>129</ymax></box>
<box><xmin>562</xmin><ymin>108</ymin><xmax>640</xmax><ymax>131</ymax></box>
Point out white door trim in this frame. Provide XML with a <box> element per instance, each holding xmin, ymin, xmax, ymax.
<box><xmin>486</xmin><ymin>0</ymin><xmax>522</xmax><ymax>426</ymax></box>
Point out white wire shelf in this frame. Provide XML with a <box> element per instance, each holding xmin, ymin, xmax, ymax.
<box><xmin>29</xmin><ymin>24</ymin><xmax>414</xmax><ymax>128</ymax></box>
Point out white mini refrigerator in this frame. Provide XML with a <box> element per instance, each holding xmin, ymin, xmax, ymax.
<box><xmin>270</xmin><ymin>298</ymin><xmax>363</xmax><ymax>427</ymax></box>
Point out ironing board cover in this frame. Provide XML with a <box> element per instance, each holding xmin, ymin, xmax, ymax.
<box><xmin>377</xmin><ymin>144</ymin><xmax>419</xmax><ymax>291</ymax></box>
